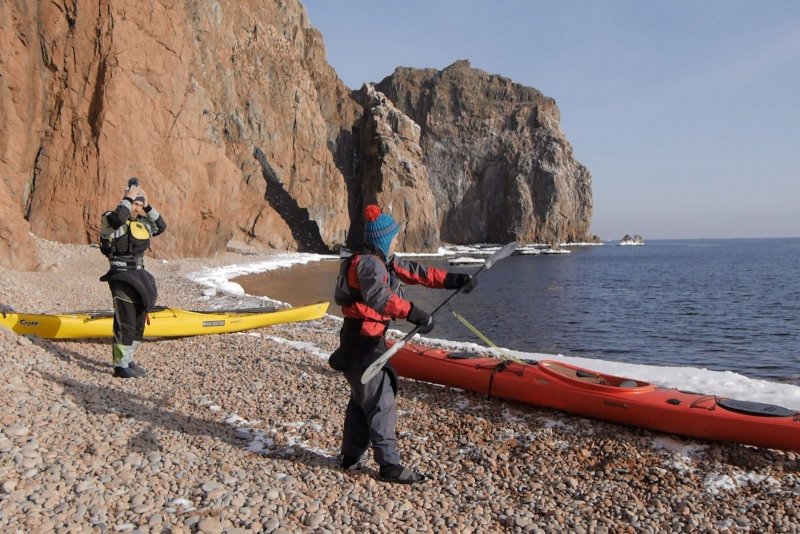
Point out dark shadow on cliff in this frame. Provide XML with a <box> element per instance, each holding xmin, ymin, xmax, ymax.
<box><xmin>439</xmin><ymin>158</ymin><xmax>520</xmax><ymax>245</ymax></box>
<box><xmin>335</xmin><ymin>123</ymin><xmax>363</xmax><ymax>252</ymax></box>
<box><xmin>253</xmin><ymin>147</ymin><xmax>328</xmax><ymax>253</ymax></box>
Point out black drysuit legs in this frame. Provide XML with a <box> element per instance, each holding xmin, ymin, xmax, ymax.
<box><xmin>340</xmin><ymin>365</ymin><xmax>400</xmax><ymax>467</ymax></box>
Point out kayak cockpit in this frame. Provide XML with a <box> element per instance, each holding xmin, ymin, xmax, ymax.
<box><xmin>537</xmin><ymin>360</ymin><xmax>655</xmax><ymax>392</ymax></box>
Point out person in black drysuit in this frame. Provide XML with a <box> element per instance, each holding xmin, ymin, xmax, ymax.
<box><xmin>99</xmin><ymin>178</ymin><xmax>166</xmax><ymax>378</ymax></box>
<box><xmin>329</xmin><ymin>204</ymin><xmax>476</xmax><ymax>484</ymax></box>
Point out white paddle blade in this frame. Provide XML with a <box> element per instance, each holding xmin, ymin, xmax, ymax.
<box><xmin>361</xmin><ymin>340</ymin><xmax>407</xmax><ymax>384</ymax></box>
<box><xmin>484</xmin><ymin>242</ymin><xmax>517</xmax><ymax>270</ymax></box>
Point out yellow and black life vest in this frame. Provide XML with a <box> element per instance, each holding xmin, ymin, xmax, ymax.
<box><xmin>100</xmin><ymin>215</ymin><xmax>154</xmax><ymax>258</ymax></box>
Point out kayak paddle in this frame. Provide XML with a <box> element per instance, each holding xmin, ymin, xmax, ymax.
<box><xmin>360</xmin><ymin>241</ymin><xmax>517</xmax><ymax>384</ymax></box>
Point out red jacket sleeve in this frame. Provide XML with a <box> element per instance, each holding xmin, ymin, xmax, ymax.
<box><xmin>391</xmin><ymin>257</ymin><xmax>448</xmax><ymax>289</ymax></box>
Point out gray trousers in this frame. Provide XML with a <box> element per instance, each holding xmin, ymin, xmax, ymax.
<box><xmin>341</xmin><ymin>366</ymin><xmax>400</xmax><ymax>467</ymax></box>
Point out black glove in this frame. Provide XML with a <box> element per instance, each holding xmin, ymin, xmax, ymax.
<box><xmin>444</xmin><ymin>272</ymin><xmax>478</xmax><ymax>294</ymax></box>
<box><xmin>407</xmin><ymin>303</ymin><xmax>434</xmax><ymax>334</ymax></box>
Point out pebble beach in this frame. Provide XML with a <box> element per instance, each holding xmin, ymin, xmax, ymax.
<box><xmin>1</xmin><ymin>240</ymin><xmax>798</xmax><ymax>533</ymax></box>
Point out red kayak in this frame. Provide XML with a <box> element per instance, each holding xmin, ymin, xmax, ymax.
<box><xmin>390</xmin><ymin>343</ymin><xmax>800</xmax><ymax>452</ymax></box>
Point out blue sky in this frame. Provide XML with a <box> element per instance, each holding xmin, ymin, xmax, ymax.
<box><xmin>303</xmin><ymin>0</ymin><xmax>799</xmax><ymax>239</ymax></box>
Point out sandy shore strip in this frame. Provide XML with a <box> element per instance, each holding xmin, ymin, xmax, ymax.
<box><xmin>1</xmin><ymin>239</ymin><xmax>798</xmax><ymax>533</ymax></box>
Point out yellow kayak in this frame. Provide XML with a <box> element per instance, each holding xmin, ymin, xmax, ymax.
<box><xmin>0</xmin><ymin>302</ymin><xmax>329</xmax><ymax>339</ymax></box>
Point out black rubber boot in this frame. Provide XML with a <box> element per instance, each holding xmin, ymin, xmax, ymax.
<box><xmin>113</xmin><ymin>362</ymin><xmax>147</xmax><ymax>379</ymax></box>
<box><xmin>129</xmin><ymin>361</ymin><xmax>147</xmax><ymax>377</ymax></box>
<box><xmin>341</xmin><ymin>450</ymin><xmax>367</xmax><ymax>470</ymax></box>
<box><xmin>378</xmin><ymin>464</ymin><xmax>427</xmax><ymax>484</ymax></box>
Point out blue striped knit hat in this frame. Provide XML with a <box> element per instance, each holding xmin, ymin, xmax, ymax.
<box><xmin>364</xmin><ymin>204</ymin><xmax>400</xmax><ymax>258</ymax></box>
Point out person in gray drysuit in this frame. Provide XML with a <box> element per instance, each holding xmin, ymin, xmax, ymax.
<box><xmin>329</xmin><ymin>204</ymin><xmax>475</xmax><ymax>484</ymax></box>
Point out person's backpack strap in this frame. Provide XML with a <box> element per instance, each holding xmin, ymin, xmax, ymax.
<box><xmin>99</xmin><ymin>211</ymin><xmax>116</xmax><ymax>257</ymax></box>
<box><xmin>334</xmin><ymin>255</ymin><xmax>364</xmax><ymax>306</ymax></box>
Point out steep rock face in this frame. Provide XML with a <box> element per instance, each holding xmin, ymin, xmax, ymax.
<box><xmin>376</xmin><ymin>60</ymin><xmax>593</xmax><ymax>244</ymax></box>
<box><xmin>352</xmin><ymin>85</ymin><xmax>439</xmax><ymax>252</ymax></box>
<box><xmin>0</xmin><ymin>0</ymin><xmax>358</xmax><ymax>268</ymax></box>
<box><xmin>0</xmin><ymin>1</ymin><xmax>46</xmax><ymax>270</ymax></box>
<box><xmin>1</xmin><ymin>3</ymin><xmax>595</xmax><ymax>272</ymax></box>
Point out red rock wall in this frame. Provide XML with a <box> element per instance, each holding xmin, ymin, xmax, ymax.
<box><xmin>0</xmin><ymin>0</ymin><xmax>357</xmax><ymax>269</ymax></box>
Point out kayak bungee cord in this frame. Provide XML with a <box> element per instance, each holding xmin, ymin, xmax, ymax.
<box><xmin>449</xmin><ymin>308</ymin><xmax>533</xmax><ymax>399</ymax></box>
<box><xmin>449</xmin><ymin>308</ymin><xmax>530</xmax><ymax>366</ymax></box>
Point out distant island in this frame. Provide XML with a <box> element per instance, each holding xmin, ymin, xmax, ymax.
<box><xmin>619</xmin><ymin>234</ymin><xmax>645</xmax><ymax>246</ymax></box>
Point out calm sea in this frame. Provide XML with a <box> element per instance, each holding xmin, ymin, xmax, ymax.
<box><xmin>238</xmin><ymin>239</ymin><xmax>800</xmax><ymax>385</ymax></box>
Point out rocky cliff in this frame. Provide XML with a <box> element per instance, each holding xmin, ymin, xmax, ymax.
<box><xmin>376</xmin><ymin>60</ymin><xmax>593</xmax><ymax>245</ymax></box>
<box><xmin>1</xmin><ymin>2</ymin><xmax>593</xmax><ymax>271</ymax></box>
<box><xmin>350</xmin><ymin>85</ymin><xmax>439</xmax><ymax>252</ymax></box>
<box><xmin>0</xmin><ymin>0</ymin><xmax>359</xmax><ymax>269</ymax></box>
